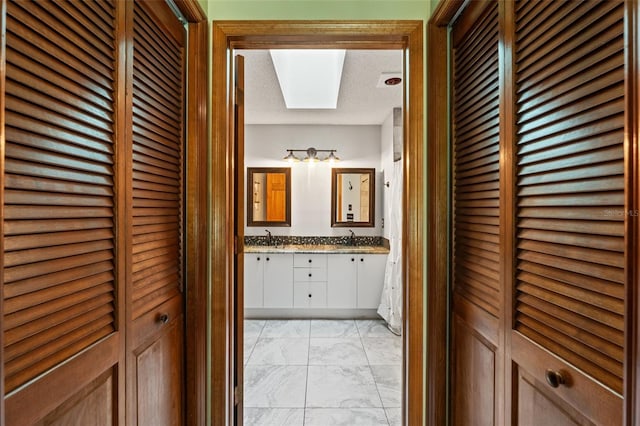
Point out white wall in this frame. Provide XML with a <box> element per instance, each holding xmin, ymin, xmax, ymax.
<box><xmin>245</xmin><ymin>124</ymin><xmax>383</xmax><ymax>236</ymax></box>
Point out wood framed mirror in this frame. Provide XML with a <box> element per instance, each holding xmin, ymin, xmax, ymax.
<box><xmin>331</xmin><ymin>168</ymin><xmax>375</xmax><ymax>227</ymax></box>
<box><xmin>247</xmin><ymin>167</ymin><xmax>291</xmax><ymax>226</ymax></box>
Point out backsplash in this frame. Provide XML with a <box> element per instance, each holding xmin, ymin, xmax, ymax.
<box><xmin>245</xmin><ymin>234</ymin><xmax>387</xmax><ymax>247</ymax></box>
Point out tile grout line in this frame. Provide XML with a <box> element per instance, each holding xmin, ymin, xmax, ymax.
<box><xmin>360</xmin><ymin>320</ymin><xmax>393</xmax><ymax>426</ymax></box>
<box><xmin>303</xmin><ymin>319</ymin><xmax>312</xmax><ymax>425</ymax></box>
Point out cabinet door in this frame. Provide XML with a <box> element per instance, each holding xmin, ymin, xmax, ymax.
<box><xmin>294</xmin><ymin>282</ymin><xmax>327</xmax><ymax>308</ymax></box>
<box><xmin>244</xmin><ymin>254</ymin><xmax>263</xmax><ymax>308</ymax></box>
<box><xmin>263</xmin><ymin>254</ymin><xmax>294</xmax><ymax>308</ymax></box>
<box><xmin>327</xmin><ymin>254</ymin><xmax>357</xmax><ymax>308</ymax></box>
<box><xmin>293</xmin><ymin>267</ymin><xmax>327</xmax><ymax>282</ymax></box>
<box><xmin>357</xmin><ymin>254</ymin><xmax>387</xmax><ymax>309</ymax></box>
<box><xmin>293</xmin><ymin>253</ymin><xmax>327</xmax><ymax>268</ymax></box>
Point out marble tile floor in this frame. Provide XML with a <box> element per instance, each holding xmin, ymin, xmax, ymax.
<box><xmin>243</xmin><ymin>319</ymin><xmax>402</xmax><ymax>426</ymax></box>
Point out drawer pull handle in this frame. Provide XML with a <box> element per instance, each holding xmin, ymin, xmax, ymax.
<box><xmin>360</xmin><ymin>258</ymin><xmax>364</xmax><ymax>262</ymax></box>
<box><xmin>308</xmin><ymin>259</ymin><xmax>312</xmax><ymax>263</ymax></box>
<box><xmin>308</xmin><ymin>294</ymin><xmax>312</xmax><ymax>298</ymax></box>
<box><xmin>308</xmin><ymin>273</ymin><xmax>312</xmax><ymax>277</ymax></box>
<box><xmin>257</xmin><ymin>257</ymin><xmax>260</xmax><ymax>261</ymax></box>
<box><xmin>158</xmin><ymin>313</ymin><xmax>169</xmax><ymax>324</ymax></box>
<box><xmin>351</xmin><ymin>258</ymin><xmax>355</xmax><ymax>262</ymax></box>
<box><xmin>545</xmin><ymin>369</ymin><xmax>565</xmax><ymax>388</ymax></box>
<box><xmin>266</xmin><ymin>257</ymin><xmax>270</xmax><ymax>261</ymax></box>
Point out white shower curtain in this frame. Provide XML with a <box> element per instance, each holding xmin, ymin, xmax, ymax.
<box><xmin>377</xmin><ymin>160</ymin><xmax>403</xmax><ymax>335</ymax></box>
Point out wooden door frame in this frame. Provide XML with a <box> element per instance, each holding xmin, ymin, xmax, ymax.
<box><xmin>171</xmin><ymin>1</ymin><xmax>209</xmax><ymax>425</ymax></box>
<box><xmin>211</xmin><ymin>20</ymin><xmax>424</xmax><ymax>425</ymax></box>
<box><xmin>426</xmin><ymin>2</ymin><xmax>461</xmax><ymax>425</ymax></box>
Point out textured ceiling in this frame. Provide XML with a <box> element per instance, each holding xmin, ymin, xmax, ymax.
<box><xmin>238</xmin><ymin>49</ymin><xmax>403</xmax><ymax>125</ymax></box>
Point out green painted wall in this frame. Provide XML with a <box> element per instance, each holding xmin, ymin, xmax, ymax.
<box><xmin>196</xmin><ymin>1</ymin><xmax>435</xmax><ymax>424</ymax></box>
<box><xmin>200</xmin><ymin>0</ymin><xmax>427</xmax><ymax>20</ymax></box>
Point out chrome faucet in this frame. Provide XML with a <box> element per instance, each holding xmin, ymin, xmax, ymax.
<box><xmin>265</xmin><ymin>229</ymin><xmax>273</xmax><ymax>246</ymax></box>
<box><xmin>348</xmin><ymin>229</ymin><xmax>356</xmax><ymax>246</ymax></box>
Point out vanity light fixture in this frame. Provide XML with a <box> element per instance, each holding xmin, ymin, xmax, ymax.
<box><xmin>284</xmin><ymin>150</ymin><xmax>300</xmax><ymax>163</ymax></box>
<box><xmin>283</xmin><ymin>147</ymin><xmax>339</xmax><ymax>163</ymax></box>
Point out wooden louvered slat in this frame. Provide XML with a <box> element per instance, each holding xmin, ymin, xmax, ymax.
<box><xmin>4</xmin><ymin>305</ymin><xmax>115</xmax><ymax>361</ymax></box>
<box><xmin>6</xmin><ymin>20</ymin><xmax>113</xmax><ymax>90</ymax></box>
<box><xmin>131</xmin><ymin>2</ymin><xmax>183</xmax><ymax>321</ymax></box>
<box><xmin>3</xmin><ymin>0</ymin><xmax>117</xmax><ymax>393</ymax></box>
<box><xmin>518</xmin><ymin>293</ymin><xmax>624</xmax><ymax>347</ymax></box>
<box><xmin>4</xmin><ymin>206</ymin><xmax>111</xmax><ymax>221</ymax></box>
<box><xmin>5</xmin><ymin>218</ymin><xmax>113</xmax><ymax>236</ymax></box>
<box><xmin>133</xmin><ymin>43</ymin><xmax>181</xmax><ymax>95</ymax></box>
<box><xmin>133</xmin><ymin>271</ymin><xmax>180</xmax><ymax>301</ymax></box>
<box><xmin>517</xmin><ymin>1</ymin><xmax>595</xmax><ymax>55</ymax></box>
<box><xmin>8</xmin><ymin>71</ymin><xmax>114</xmax><ymax>123</ymax></box>
<box><xmin>134</xmin><ymin>22</ymin><xmax>181</xmax><ymax>81</ymax></box>
<box><xmin>519</xmin><ymin>261</ymin><xmax>625</xmax><ymax>300</ymax></box>
<box><xmin>63</xmin><ymin>1</ymin><xmax>115</xmax><ymax>43</ymax></box>
<box><xmin>518</xmin><ymin>307</ymin><xmax>623</xmax><ymax>363</ymax></box>
<box><xmin>133</xmin><ymin>265</ymin><xmax>179</xmax><ymax>289</ymax></box>
<box><xmin>4</xmin><ymin>280</ymin><xmax>114</xmax><ymax>329</ymax></box>
<box><xmin>8</xmin><ymin>127</ymin><xmax>113</xmax><ymax>160</ymax></box>
<box><xmin>516</xmin><ymin>319</ymin><xmax>622</xmax><ymax>384</ymax></box>
<box><xmin>5</xmin><ymin>324</ymin><xmax>114</xmax><ymax>392</ymax></box>
<box><xmin>521</xmin><ymin>26</ymin><xmax>622</xmax><ymax>96</ymax></box>
<box><xmin>520</xmin><ymin>133</ymin><xmax>620</xmax><ymax>166</ymax></box>
<box><xmin>452</xmin><ymin>2</ymin><xmax>500</xmax><ymax>320</ymax></box>
<box><xmin>5</xmin><ymin>229</ymin><xmax>113</xmax><ymax>251</ymax></box>
<box><xmin>4</xmin><ymin>263</ymin><xmax>114</xmax><ymax>300</ymax></box>
<box><xmin>518</xmin><ymin>229</ymin><xmax>623</xmax><ymax>252</ymax></box>
<box><xmin>11</xmin><ymin>1</ymin><xmax>114</xmax><ymax>68</ymax></box>
<box><xmin>7</xmin><ymin>26</ymin><xmax>112</xmax><ymax>92</ymax></box>
<box><xmin>132</xmin><ymin>286</ymin><xmax>180</xmax><ymax>320</ymax></box>
<box><xmin>4</xmin><ymin>282</ymin><xmax>114</xmax><ymax>332</ymax></box>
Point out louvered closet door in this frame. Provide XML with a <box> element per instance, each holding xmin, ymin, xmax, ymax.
<box><xmin>2</xmin><ymin>0</ymin><xmax>123</xmax><ymax>424</ymax></box>
<box><xmin>450</xmin><ymin>2</ymin><xmax>501</xmax><ymax>425</ymax></box>
<box><xmin>510</xmin><ymin>0</ymin><xmax>624</xmax><ymax>423</ymax></box>
<box><xmin>126</xmin><ymin>1</ymin><xmax>185</xmax><ymax>424</ymax></box>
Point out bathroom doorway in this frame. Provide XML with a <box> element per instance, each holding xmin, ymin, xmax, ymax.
<box><xmin>210</xmin><ymin>21</ymin><xmax>424</xmax><ymax>425</ymax></box>
<box><xmin>239</xmin><ymin>48</ymin><xmax>404</xmax><ymax>425</ymax></box>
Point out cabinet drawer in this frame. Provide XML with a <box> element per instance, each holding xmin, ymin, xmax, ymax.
<box><xmin>294</xmin><ymin>282</ymin><xmax>327</xmax><ymax>308</ymax></box>
<box><xmin>293</xmin><ymin>253</ymin><xmax>327</xmax><ymax>268</ymax></box>
<box><xmin>293</xmin><ymin>267</ymin><xmax>327</xmax><ymax>282</ymax></box>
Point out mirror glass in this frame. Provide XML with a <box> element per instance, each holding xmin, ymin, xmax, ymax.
<box><xmin>247</xmin><ymin>167</ymin><xmax>291</xmax><ymax>227</ymax></box>
<box><xmin>331</xmin><ymin>168</ymin><xmax>375</xmax><ymax>227</ymax></box>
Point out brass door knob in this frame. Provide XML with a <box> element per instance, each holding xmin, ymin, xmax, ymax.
<box><xmin>545</xmin><ymin>369</ymin><xmax>565</xmax><ymax>388</ymax></box>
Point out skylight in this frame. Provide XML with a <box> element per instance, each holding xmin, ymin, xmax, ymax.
<box><xmin>269</xmin><ymin>49</ymin><xmax>346</xmax><ymax>109</ymax></box>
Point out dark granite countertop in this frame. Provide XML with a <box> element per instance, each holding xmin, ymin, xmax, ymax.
<box><xmin>243</xmin><ymin>244</ymin><xmax>389</xmax><ymax>254</ymax></box>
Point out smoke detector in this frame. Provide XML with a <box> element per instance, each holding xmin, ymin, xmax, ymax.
<box><xmin>376</xmin><ymin>72</ymin><xmax>402</xmax><ymax>88</ymax></box>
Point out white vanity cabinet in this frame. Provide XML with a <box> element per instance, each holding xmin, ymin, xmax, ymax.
<box><xmin>327</xmin><ymin>253</ymin><xmax>387</xmax><ymax>309</ymax></box>
<box><xmin>244</xmin><ymin>253</ymin><xmax>264</xmax><ymax>308</ymax></box>
<box><xmin>244</xmin><ymin>248</ymin><xmax>388</xmax><ymax>317</ymax></box>
<box><xmin>293</xmin><ymin>254</ymin><xmax>328</xmax><ymax>308</ymax></box>
<box><xmin>356</xmin><ymin>254</ymin><xmax>387</xmax><ymax>308</ymax></box>
<box><xmin>243</xmin><ymin>253</ymin><xmax>293</xmax><ymax>309</ymax></box>
<box><xmin>327</xmin><ymin>254</ymin><xmax>357</xmax><ymax>308</ymax></box>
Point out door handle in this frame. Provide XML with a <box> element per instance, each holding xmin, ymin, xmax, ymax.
<box><xmin>158</xmin><ymin>313</ymin><xmax>170</xmax><ymax>324</ymax></box>
<box><xmin>545</xmin><ymin>369</ymin><xmax>566</xmax><ymax>388</ymax></box>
